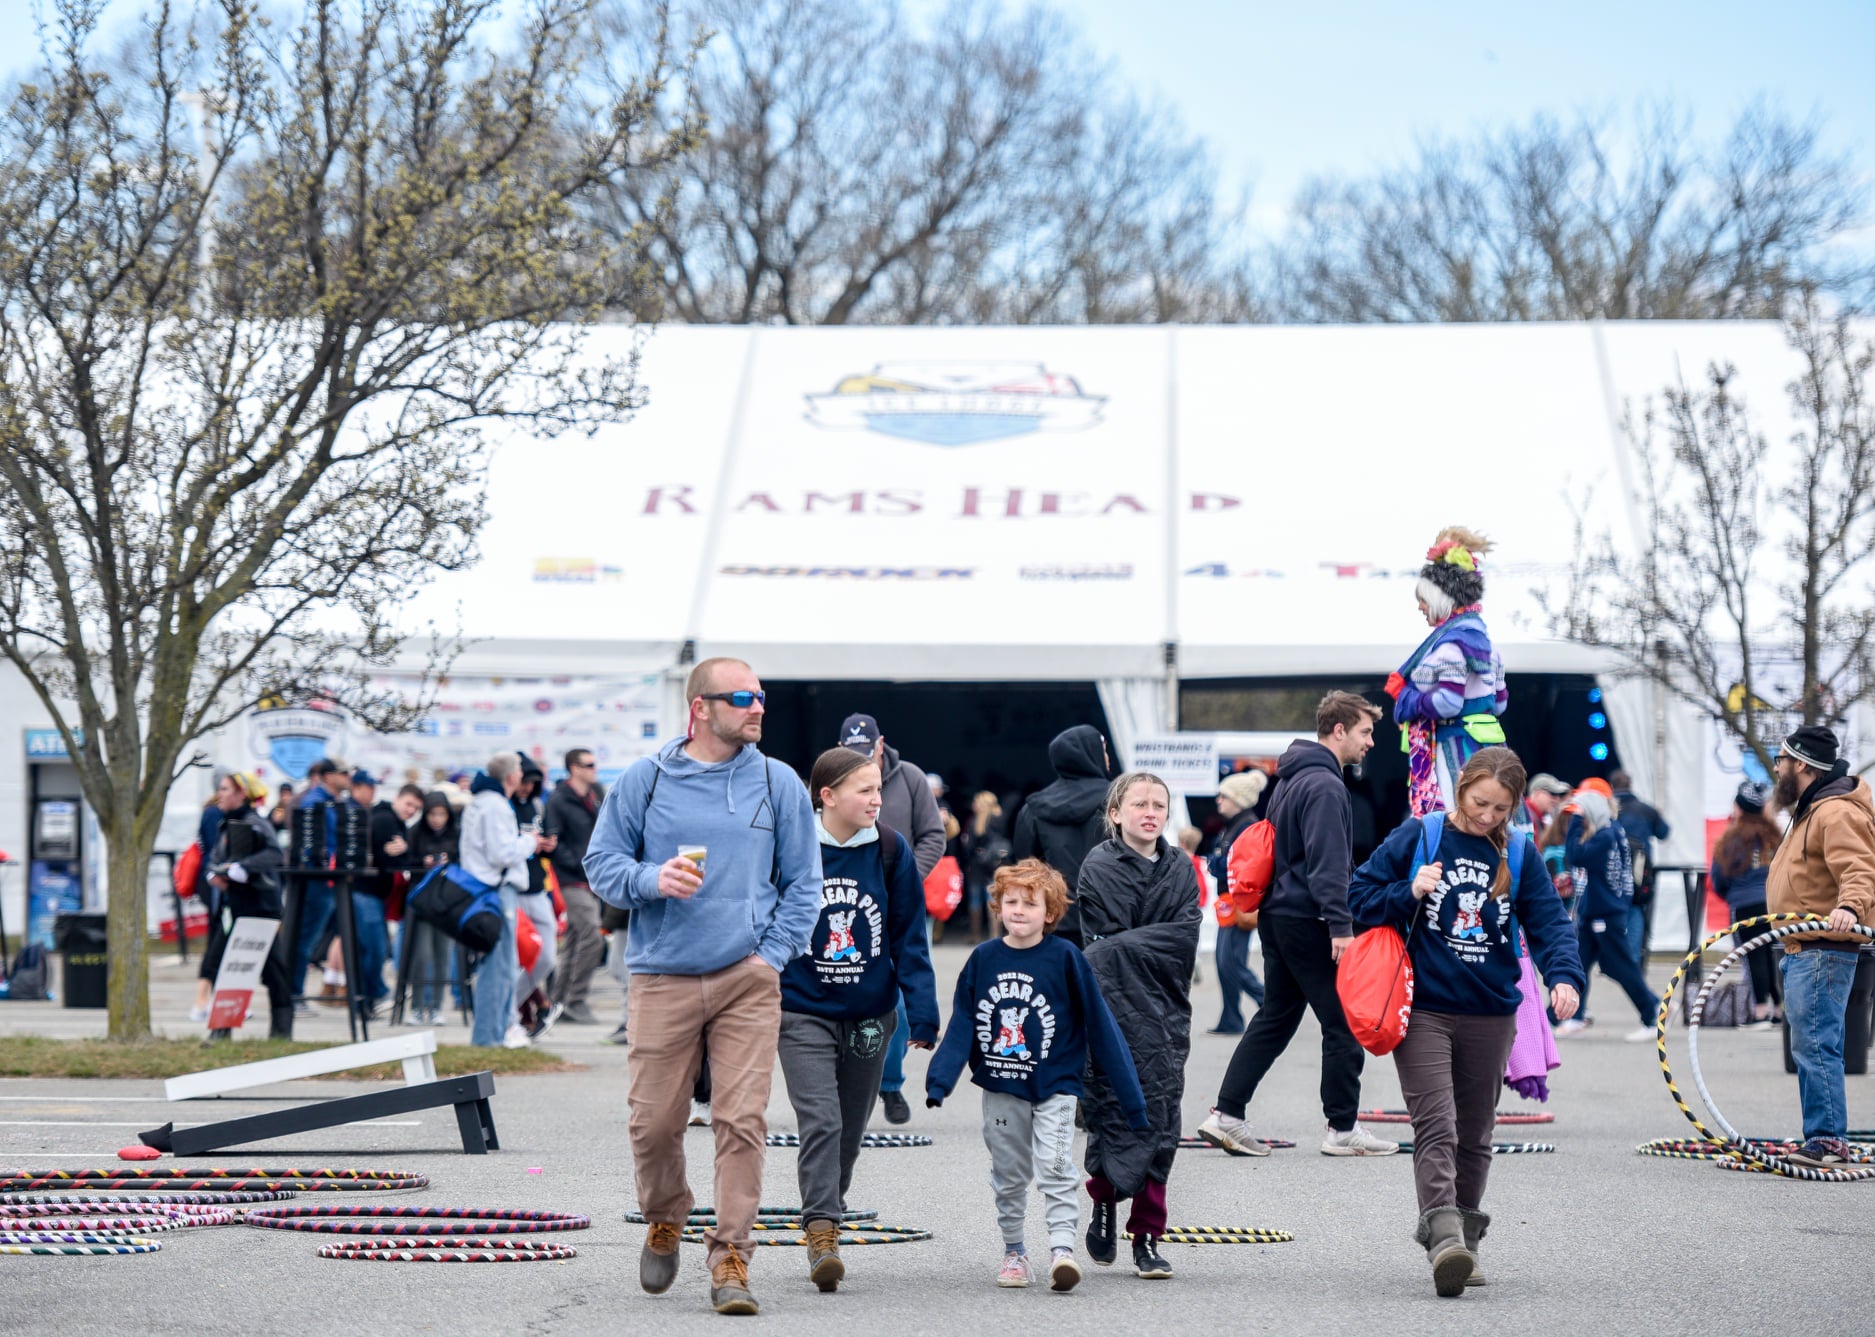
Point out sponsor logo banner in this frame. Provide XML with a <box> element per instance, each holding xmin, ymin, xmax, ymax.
<box><xmin>805</xmin><ymin>361</ymin><xmax>1104</xmax><ymax>446</ymax></box>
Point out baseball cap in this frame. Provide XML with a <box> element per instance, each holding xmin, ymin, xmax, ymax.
<box><xmin>1527</xmin><ymin>773</ymin><xmax>1571</xmax><ymax>797</ymax></box>
<box><xmin>839</xmin><ymin>714</ymin><xmax>881</xmax><ymax>753</ymax></box>
<box><xmin>350</xmin><ymin>769</ymin><xmax>379</xmax><ymax>787</ymax></box>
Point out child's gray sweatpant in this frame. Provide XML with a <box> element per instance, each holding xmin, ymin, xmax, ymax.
<box><xmin>980</xmin><ymin>1090</ymin><xmax>1079</xmax><ymax>1251</ymax></box>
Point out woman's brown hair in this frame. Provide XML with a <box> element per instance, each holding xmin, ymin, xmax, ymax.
<box><xmin>1713</xmin><ymin>811</ymin><xmax>1782</xmax><ymax>878</ymax></box>
<box><xmin>807</xmin><ymin>748</ymin><xmax>878</xmax><ymax>812</ymax></box>
<box><xmin>1452</xmin><ymin>746</ymin><xmax>1528</xmax><ymax>899</ymax></box>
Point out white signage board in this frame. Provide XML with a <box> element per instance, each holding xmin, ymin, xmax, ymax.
<box><xmin>1129</xmin><ymin>734</ymin><xmax>1219</xmax><ymax>796</ymax></box>
<box><xmin>207</xmin><ymin>917</ymin><xmax>280</xmax><ymax>1031</ymax></box>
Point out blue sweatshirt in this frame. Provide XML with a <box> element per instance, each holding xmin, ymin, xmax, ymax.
<box><xmin>926</xmin><ymin>935</ymin><xmax>1149</xmax><ymax>1128</ymax></box>
<box><xmin>1565</xmin><ymin>817</ymin><xmax>1634</xmax><ymax>919</ymax></box>
<box><xmin>583</xmin><ymin>739</ymin><xmax>823</xmax><ymax>975</ymax></box>
<box><xmin>1349</xmin><ymin>815</ymin><xmax>1586</xmax><ymax>1017</ymax></box>
<box><xmin>779</xmin><ymin>822</ymin><xmax>940</xmax><ymax>1043</ymax></box>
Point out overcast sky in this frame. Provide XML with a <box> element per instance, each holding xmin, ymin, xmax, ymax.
<box><xmin>4</xmin><ymin>0</ymin><xmax>1869</xmax><ymax>233</ymax></box>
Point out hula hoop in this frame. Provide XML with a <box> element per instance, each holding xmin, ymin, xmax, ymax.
<box><xmin>764</xmin><ymin>1133</ymin><xmax>933</xmax><ymax>1148</ymax></box>
<box><xmin>678</xmin><ymin>1225</ymin><xmax>930</xmax><ymax>1246</ymax></box>
<box><xmin>1</xmin><ymin>1190</ymin><xmax>293</xmax><ymax>1207</ymax></box>
<box><xmin>1656</xmin><ymin>915</ymin><xmax>1875</xmax><ymax>1183</ymax></box>
<box><xmin>1393</xmin><ymin>1142</ymin><xmax>1556</xmax><ymax>1154</ymax></box>
<box><xmin>1360</xmin><ymin>1109</ymin><xmax>1553</xmax><ymax>1126</ymax></box>
<box><xmin>244</xmin><ymin>1205</ymin><xmax>590</xmax><ymax>1236</ymax></box>
<box><xmin>318</xmin><ymin>1238</ymin><xmax>580</xmax><ymax>1262</ymax></box>
<box><xmin>0</xmin><ymin>1204</ymin><xmax>235</xmax><ymax>1228</ymax></box>
<box><xmin>0</xmin><ymin>1168</ymin><xmax>426</xmax><ymax>1194</ymax></box>
<box><xmin>1123</xmin><ymin>1227</ymin><xmax>1294</xmax><ymax>1245</ymax></box>
<box><xmin>1178</xmin><ymin>1135</ymin><xmax>1296</xmax><ymax>1150</ymax></box>
<box><xmin>626</xmin><ymin>1208</ymin><xmax>878</xmax><ymax>1226</ymax></box>
<box><xmin>0</xmin><ymin>1239</ymin><xmax>160</xmax><ymax>1255</ymax></box>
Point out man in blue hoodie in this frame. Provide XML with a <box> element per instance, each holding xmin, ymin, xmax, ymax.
<box><xmin>584</xmin><ymin>657</ymin><xmax>822</xmax><ymax>1318</ymax></box>
<box><xmin>1196</xmin><ymin>692</ymin><xmax>1400</xmax><ymax>1158</ymax></box>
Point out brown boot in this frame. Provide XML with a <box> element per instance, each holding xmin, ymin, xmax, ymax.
<box><xmin>640</xmin><ymin>1221</ymin><xmax>682</xmax><ymax>1295</ymax></box>
<box><xmin>710</xmin><ymin>1250</ymin><xmax>759</xmax><ymax>1315</ymax></box>
<box><xmin>804</xmin><ymin>1217</ymin><xmax>844</xmax><ymax>1292</ymax></box>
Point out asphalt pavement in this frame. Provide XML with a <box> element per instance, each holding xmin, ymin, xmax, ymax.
<box><xmin>0</xmin><ymin>940</ymin><xmax>1870</xmax><ymax>1336</ymax></box>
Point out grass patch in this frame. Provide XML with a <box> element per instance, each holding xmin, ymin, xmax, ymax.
<box><xmin>0</xmin><ymin>1036</ymin><xmax>579</xmax><ymax>1081</ymax></box>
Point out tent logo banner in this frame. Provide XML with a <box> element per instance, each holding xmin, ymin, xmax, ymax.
<box><xmin>805</xmin><ymin>361</ymin><xmax>1104</xmax><ymax>446</ymax></box>
<box><xmin>246</xmin><ymin>704</ymin><xmax>348</xmax><ymax>783</ymax></box>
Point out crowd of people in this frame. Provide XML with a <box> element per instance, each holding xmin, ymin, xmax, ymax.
<box><xmin>179</xmin><ymin>525</ymin><xmax>1875</xmax><ymax>1314</ymax></box>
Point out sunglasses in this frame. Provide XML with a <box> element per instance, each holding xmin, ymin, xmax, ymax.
<box><xmin>700</xmin><ymin>690</ymin><xmax>765</xmax><ymax>709</ymax></box>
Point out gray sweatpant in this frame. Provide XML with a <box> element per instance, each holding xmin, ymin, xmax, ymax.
<box><xmin>777</xmin><ymin>1009</ymin><xmax>898</xmax><ymax>1224</ymax></box>
<box><xmin>1393</xmin><ymin>1009</ymin><xmax>1518</xmax><ymax>1214</ymax></box>
<box><xmin>981</xmin><ymin>1091</ymin><xmax>1079</xmax><ymax>1251</ymax></box>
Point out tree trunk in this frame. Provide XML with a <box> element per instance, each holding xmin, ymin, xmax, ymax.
<box><xmin>105</xmin><ymin>824</ymin><xmax>154</xmax><ymax>1041</ymax></box>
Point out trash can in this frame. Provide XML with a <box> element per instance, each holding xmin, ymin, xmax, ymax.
<box><xmin>53</xmin><ymin>912</ymin><xmax>108</xmax><ymax>1009</ymax></box>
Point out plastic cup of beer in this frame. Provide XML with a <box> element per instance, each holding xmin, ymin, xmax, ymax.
<box><xmin>678</xmin><ymin>845</ymin><xmax>707</xmax><ymax>879</ymax></box>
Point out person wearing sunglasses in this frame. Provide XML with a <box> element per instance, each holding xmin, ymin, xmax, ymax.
<box><xmin>584</xmin><ymin>657</ymin><xmax>823</xmax><ymax>1317</ymax></box>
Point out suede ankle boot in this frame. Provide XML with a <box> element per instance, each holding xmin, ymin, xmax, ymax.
<box><xmin>1458</xmin><ymin>1208</ymin><xmax>1489</xmax><ymax>1287</ymax></box>
<box><xmin>1414</xmin><ymin>1206</ymin><xmax>1474</xmax><ymax>1297</ymax></box>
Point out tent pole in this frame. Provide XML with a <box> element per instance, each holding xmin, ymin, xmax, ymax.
<box><xmin>1163</xmin><ymin>325</ymin><xmax>1181</xmax><ymax>732</ymax></box>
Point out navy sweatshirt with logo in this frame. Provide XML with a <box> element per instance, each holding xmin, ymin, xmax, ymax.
<box><xmin>779</xmin><ymin>823</ymin><xmax>940</xmax><ymax>1043</ymax></box>
<box><xmin>1564</xmin><ymin>817</ymin><xmax>1636</xmax><ymax>920</ymax></box>
<box><xmin>1349</xmin><ymin>817</ymin><xmax>1586</xmax><ymax>1017</ymax></box>
<box><xmin>925</xmin><ymin>935</ymin><xmax>1148</xmax><ymax>1128</ymax></box>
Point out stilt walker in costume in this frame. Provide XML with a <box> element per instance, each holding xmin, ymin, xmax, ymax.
<box><xmin>1386</xmin><ymin>528</ymin><xmax>1508</xmax><ymax>818</ymax></box>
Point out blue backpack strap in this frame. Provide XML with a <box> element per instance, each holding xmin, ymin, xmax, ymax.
<box><xmin>1409</xmin><ymin>811</ymin><xmax>1445</xmax><ymax>879</ymax></box>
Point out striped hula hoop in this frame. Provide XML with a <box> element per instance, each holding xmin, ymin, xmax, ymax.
<box><xmin>1656</xmin><ymin>915</ymin><xmax>1875</xmax><ymax>1183</ymax></box>
<box><xmin>1359</xmin><ymin>1109</ymin><xmax>1553</xmax><ymax>1126</ymax></box>
<box><xmin>1123</xmin><ymin>1227</ymin><xmax>1295</xmax><ymax>1245</ymax></box>
<box><xmin>0</xmin><ymin>1239</ymin><xmax>161</xmax><ymax>1256</ymax></box>
<box><xmin>317</xmin><ymin>1238</ymin><xmax>580</xmax><ymax>1262</ymax></box>
<box><xmin>1</xmin><ymin>1169</ymin><xmax>425</xmax><ymax>1194</ymax></box>
<box><xmin>626</xmin><ymin>1208</ymin><xmax>879</xmax><ymax>1226</ymax></box>
<box><xmin>244</xmin><ymin>1205</ymin><xmax>591</xmax><ymax>1235</ymax></box>
<box><xmin>1392</xmin><ymin>1142</ymin><xmax>1556</xmax><ymax>1154</ymax></box>
<box><xmin>1178</xmin><ymin>1136</ymin><xmax>1297</xmax><ymax>1150</ymax></box>
<box><xmin>678</xmin><ymin>1225</ymin><xmax>931</xmax><ymax>1246</ymax></box>
<box><xmin>765</xmin><ymin>1133</ymin><xmax>934</xmax><ymax>1148</ymax></box>
<box><xmin>1</xmin><ymin>1191</ymin><xmax>291</xmax><ymax>1208</ymax></box>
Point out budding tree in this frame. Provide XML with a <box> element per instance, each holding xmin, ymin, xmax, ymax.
<box><xmin>1548</xmin><ymin>303</ymin><xmax>1875</xmax><ymax>769</ymax></box>
<box><xmin>0</xmin><ymin>0</ymin><xmax>697</xmax><ymax>1037</ymax></box>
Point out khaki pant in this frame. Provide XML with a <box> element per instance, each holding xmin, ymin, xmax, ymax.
<box><xmin>628</xmin><ymin>955</ymin><xmax>781</xmax><ymax>1266</ymax></box>
<box><xmin>1393</xmin><ymin>1009</ymin><xmax>1518</xmax><ymax>1214</ymax></box>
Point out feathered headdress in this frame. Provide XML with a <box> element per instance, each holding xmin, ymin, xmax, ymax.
<box><xmin>1416</xmin><ymin>526</ymin><xmax>1490</xmax><ymax>622</ymax></box>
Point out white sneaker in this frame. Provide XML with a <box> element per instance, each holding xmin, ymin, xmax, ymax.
<box><xmin>188</xmin><ymin>1005</ymin><xmax>209</xmax><ymax>1022</ymax></box>
<box><xmin>1554</xmin><ymin>1018</ymin><xmax>1590</xmax><ymax>1038</ymax></box>
<box><xmin>1321</xmin><ymin>1123</ymin><xmax>1400</xmax><ymax>1156</ymax></box>
<box><xmin>689</xmin><ymin>1101</ymin><xmax>712</xmax><ymax>1127</ymax></box>
<box><xmin>501</xmin><ymin>1023</ymin><xmax>532</xmax><ymax>1049</ymax></box>
<box><xmin>1196</xmin><ymin>1109</ymin><xmax>1271</xmax><ymax>1157</ymax></box>
<box><xmin>1624</xmin><ymin>1025</ymin><xmax>1657</xmax><ymax>1043</ymax></box>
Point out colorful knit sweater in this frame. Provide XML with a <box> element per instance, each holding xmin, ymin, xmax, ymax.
<box><xmin>1394</xmin><ymin>610</ymin><xmax>1507</xmax><ymax>729</ymax></box>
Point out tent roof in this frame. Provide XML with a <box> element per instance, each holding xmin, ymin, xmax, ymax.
<box><xmin>403</xmin><ymin>319</ymin><xmax>1810</xmax><ymax>682</ymax></box>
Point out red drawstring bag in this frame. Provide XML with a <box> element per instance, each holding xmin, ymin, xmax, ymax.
<box><xmin>1338</xmin><ymin>925</ymin><xmax>1415</xmax><ymax>1055</ymax></box>
<box><xmin>517</xmin><ymin>907</ymin><xmax>542</xmax><ymax>973</ymax></box>
<box><xmin>924</xmin><ymin>855</ymin><xmax>964</xmax><ymax>921</ymax></box>
<box><xmin>1217</xmin><ymin>820</ymin><xmax>1275</xmax><ymax>927</ymax></box>
<box><xmin>172</xmin><ymin>842</ymin><xmax>203</xmax><ymax>899</ymax></box>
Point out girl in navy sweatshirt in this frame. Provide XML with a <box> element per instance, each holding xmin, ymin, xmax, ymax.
<box><xmin>1349</xmin><ymin>747</ymin><xmax>1584</xmax><ymax>1297</ymax></box>
<box><xmin>776</xmin><ymin>747</ymin><xmax>939</xmax><ymax>1294</ymax></box>
<box><xmin>927</xmin><ymin>859</ymin><xmax>1147</xmax><ymax>1293</ymax></box>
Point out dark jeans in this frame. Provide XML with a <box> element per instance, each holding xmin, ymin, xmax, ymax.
<box><xmin>1578</xmin><ymin>911</ymin><xmax>1659</xmax><ymax>1026</ymax></box>
<box><xmin>777</xmin><ymin>1009</ymin><xmax>897</xmax><ymax>1223</ymax></box>
<box><xmin>1394</xmin><ymin>1009</ymin><xmax>1518</xmax><ymax>1213</ymax></box>
<box><xmin>1215</xmin><ymin>914</ymin><xmax>1364</xmax><ymax>1131</ymax></box>
<box><xmin>1215</xmin><ymin>924</ymin><xmax>1265</xmax><ymax>1031</ymax></box>
<box><xmin>1732</xmin><ymin>903</ymin><xmax>1783</xmax><ymax>1008</ymax></box>
<box><xmin>293</xmin><ymin>880</ymin><xmax>337</xmax><ymax>996</ymax></box>
<box><xmin>199</xmin><ymin>904</ymin><xmax>293</xmax><ymax>1013</ymax></box>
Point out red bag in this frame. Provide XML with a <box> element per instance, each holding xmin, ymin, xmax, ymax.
<box><xmin>1337</xmin><ymin>925</ymin><xmax>1415</xmax><ymax>1055</ymax></box>
<box><xmin>1218</xmin><ymin>821</ymin><xmax>1275</xmax><ymax>926</ymax></box>
<box><xmin>172</xmin><ymin>842</ymin><xmax>203</xmax><ymax>899</ymax></box>
<box><xmin>924</xmin><ymin>855</ymin><xmax>964</xmax><ymax>921</ymax></box>
<box><xmin>517</xmin><ymin>907</ymin><xmax>542</xmax><ymax>973</ymax></box>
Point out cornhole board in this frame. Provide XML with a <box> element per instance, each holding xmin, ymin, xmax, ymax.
<box><xmin>139</xmin><ymin>1070</ymin><xmax>500</xmax><ymax>1156</ymax></box>
<box><xmin>165</xmin><ymin>1031</ymin><xmax>439</xmax><ymax>1101</ymax></box>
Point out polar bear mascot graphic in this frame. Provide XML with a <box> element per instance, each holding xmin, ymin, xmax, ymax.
<box><xmin>823</xmin><ymin>909</ymin><xmax>861</xmax><ymax>963</ymax></box>
<box><xmin>993</xmin><ymin>1006</ymin><xmax>1031</xmax><ymax>1060</ymax></box>
<box><xmin>1451</xmin><ymin>887</ymin><xmax>1490</xmax><ymax>943</ymax></box>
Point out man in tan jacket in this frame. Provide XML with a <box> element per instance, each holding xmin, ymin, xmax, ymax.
<box><xmin>1767</xmin><ymin>725</ymin><xmax>1875</xmax><ymax>1167</ymax></box>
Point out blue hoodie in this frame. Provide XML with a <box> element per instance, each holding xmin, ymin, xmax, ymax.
<box><xmin>583</xmin><ymin>739</ymin><xmax>823</xmax><ymax>975</ymax></box>
<box><xmin>1350</xmin><ymin>814</ymin><xmax>1585</xmax><ymax>1016</ymax></box>
<box><xmin>1565</xmin><ymin>816</ymin><xmax>1634</xmax><ymax>919</ymax></box>
<box><xmin>779</xmin><ymin>822</ymin><xmax>940</xmax><ymax>1043</ymax></box>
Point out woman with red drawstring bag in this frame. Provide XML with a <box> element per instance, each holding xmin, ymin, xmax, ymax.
<box><xmin>1347</xmin><ymin>747</ymin><xmax>1585</xmax><ymax>1299</ymax></box>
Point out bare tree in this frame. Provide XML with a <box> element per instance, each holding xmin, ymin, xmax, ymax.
<box><xmin>1547</xmin><ymin>303</ymin><xmax>1875</xmax><ymax>769</ymax></box>
<box><xmin>598</xmin><ymin>0</ymin><xmax>1252</xmax><ymax>325</ymax></box>
<box><xmin>0</xmin><ymin>0</ymin><xmax>697</xmax><ymax>1038</ymax></box>
<box><xmin>1270</xmin><ymin>105</ymin><xmax>1869</xmax><ymax>324</ymax></box>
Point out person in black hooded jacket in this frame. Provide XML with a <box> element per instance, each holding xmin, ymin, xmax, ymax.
<box><xmin>1078</xmin><ymin>772</ymin><xmax>1201</xmax><ymax>1280</ymax></box>
<box><xmin>1012</xmin><ymin>724</ymin><xmax>1112</xmax><ymax>948</ymax></box>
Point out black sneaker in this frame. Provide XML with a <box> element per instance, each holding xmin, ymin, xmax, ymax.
<box><xmin>880</xmin><ymin>1090</ymin><xmax>911</xmax><ymax>1125</ymax></box>
<box><xmin>1786</xmin><ymin>1137</ymin><xmax>1851</xmax><ymax>1168</ymax></box>
<box><xmin>1086</xmin><ymin>1199</ymin><xmax>1116</xmax><ymax>1266</ymax></box>
<box><xmin>1132</xmin><ymin>1234</ymin><xmax>1173</xmax><ymax>1280</ymax></box>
